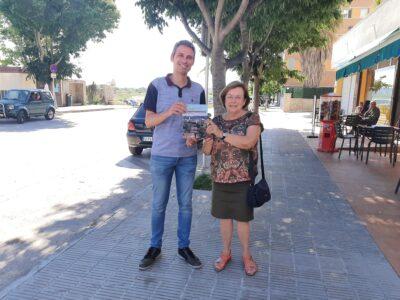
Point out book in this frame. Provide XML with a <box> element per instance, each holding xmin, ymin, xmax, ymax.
<box><xmin>182</xmin><ymin>104</ymin><xmax>209</xmax><ymax>139</ymax></box>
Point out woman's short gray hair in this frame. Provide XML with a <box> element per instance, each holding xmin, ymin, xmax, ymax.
<box><xmin>220</xmin><ymin>81</ymin><xmax>251</xmax><ymax>109</ymax></box>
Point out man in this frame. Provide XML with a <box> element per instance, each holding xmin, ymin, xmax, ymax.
<box><xmin>359</xmin><ymin>101</ymin><xmax>380</xmax><ymax>126</ymax></box>
<box><xmin>139</xmin><ymin>40</ymin><xmax>205</xmax><ymax>270</ymax></box>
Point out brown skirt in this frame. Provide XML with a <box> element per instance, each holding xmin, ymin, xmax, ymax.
<box><xmin>211</xmin><ymin>181</ymin><xmax>254</xmax><ymax>222</ymax></box>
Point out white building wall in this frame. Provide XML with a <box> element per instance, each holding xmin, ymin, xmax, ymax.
<box><xmin>332</xmin><ymin>0</ymin><xmax>400</xmax><ymax>69</ymax></box>
<box><xmin>0</xmin><ymin>73</ymin><xmax>36</xmax><ymax>90</ymax></box>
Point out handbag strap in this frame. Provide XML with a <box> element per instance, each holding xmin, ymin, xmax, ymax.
<box><xmin>248</xmin><ymin>134</ymin><xmax>265</xmax><ymax>183</ymax></box>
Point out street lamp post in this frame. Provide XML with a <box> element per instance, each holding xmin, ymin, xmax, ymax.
<box><xmin>50</xmin><ymin>64</ymin><xmax>58</xmax><ymax>108</ymax></box>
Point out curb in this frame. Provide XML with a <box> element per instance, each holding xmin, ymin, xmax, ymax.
<box><xmin>57</xmin><ymin>105</ymin><xmax>132</xmax><ymax>115</ymax></box>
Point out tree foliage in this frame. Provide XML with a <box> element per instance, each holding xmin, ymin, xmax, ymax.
<box><xmin>136</xmin><ymin>0</ymin><xmax>260</xmax><ymax>115</ymax></box>
<box><xmin>136</xmin><ymin>0</ymin><xmax>347</xmax><ymax>115</ymax></box>
<box><xmin>0</xmin><ymin>0</ymin><xmax>120</xmax><ymax>85</ymax></box>
<box><xmin>225</xmin><ymin>0</ymin><xmax>347</xmax><ymax>112</ymax></box>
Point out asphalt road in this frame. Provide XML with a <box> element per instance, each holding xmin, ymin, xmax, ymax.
<box><xmin>0</xmin><ymin>107</ymin><xmax>154</xmax><ymax>291</ymax></box>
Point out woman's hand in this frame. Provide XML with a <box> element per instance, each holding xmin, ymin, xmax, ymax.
<box><xmin>206</xmin><ymin>120</ymin><xmax>223</xmax><ymax>138</ymax></box>
<box><xmin>202</xmin><ymin>136</ymin><xmax>214</xmax><ymax>155</ymax></box>
<box><xmin>185</xmin><ymin>133</ymin><xmax>198</xmax><ymax>147</ymax></box>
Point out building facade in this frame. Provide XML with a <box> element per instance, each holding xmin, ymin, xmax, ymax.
<box><xmin>284</xmin><ymin>0</ymin><xmax>377</xmax><ymax>90</ymax></box>
<box><xmin>332</xmin><ymin>0</ymin><xmax>400</xmax><ymax>125</ymax></box>
<box><xmin>0</xmin><ymin>66</ymin><xmax>86</xmax><ymax>107</ymax></box>
<box><xmin>0</xmin><ymin>67</ymin><xmax>36</xmax><ymax>97</ymax></box>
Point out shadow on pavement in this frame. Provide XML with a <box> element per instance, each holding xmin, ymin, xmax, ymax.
<box><xmin>116</xmin><ymin>151</ymin><xmax>151</xmax><ymax>171</ymax></box>
<box><xmin>0</xmin><ymin>173</ymin><xmax>151</xmax><ymax>295</ymax></box>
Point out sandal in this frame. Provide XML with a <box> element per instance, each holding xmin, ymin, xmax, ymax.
<box><xmin>214</xmin><ymin>251</ymin><xmax>232</xmax><ymax>272</ymax></box>
<box><xmin>243</xmin><ymin>255</ymin><xmax>258</xmax><ymax>276</ymax></box>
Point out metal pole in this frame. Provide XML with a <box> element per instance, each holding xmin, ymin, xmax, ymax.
<box><xmin>51</xmin><ymin>78</ymin><xmax>58</xmax><ymax>108</ymax></box>
<box><xmin>307</xmin><ymin>95</ymin><xmax>318</xmax><ymax>138</ymax></box>
<box><xmin>312</xmin><ymin>95</ymin><xmax>316</xmax><ymax>134</ymax></box>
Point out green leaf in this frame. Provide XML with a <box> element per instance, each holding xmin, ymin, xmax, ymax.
<box><xmin>0</xmin><ymin>0</ymin><xmax>120</xmax><ymax>84</ymax></box>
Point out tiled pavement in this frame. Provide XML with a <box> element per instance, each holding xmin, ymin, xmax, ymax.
<box><xmin>2</xmin><ymin>128</ymin><xmax>400</xmax><ymax>299</ymax></box>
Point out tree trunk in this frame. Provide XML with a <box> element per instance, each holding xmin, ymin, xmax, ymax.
<box><xmin>300</xmin><ymin>47</ymin><xmax>330</xmax><ymax>88</ymax></box>
<box><xmin>211</xmin><ymin>44</ymin><xmax>227</xmax><ymax>116</ymax></box>
<box><xmin>240</xmin><ymin>19</ymin><xmax>251</xmax><ymax>86</ymax></box>
<box><xmin>252</xmin><ymin>75</ymin><xmax>260</xmax><ymax>114</ymax></box>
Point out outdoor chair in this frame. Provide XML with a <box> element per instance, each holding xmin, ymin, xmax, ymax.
<box><xmin>334</xmin><ymin>122</ymin><xmax>356</xmax><ymax>159</ymax></box>
<box><xmin>391</xmin><ymin>127</ymin><xmax>399</xmax><ymax>166</ymax></box>
<box><xmin>365</xmin><ymin>126</ymin><xmax>395</xmax><ymax>165</ymax></box>
<box><xmin>343</xmin><ymin>114</ymin><xmax>359</xmax><ymax>134</ymax></box>
<box><xmin>356</xmin><ymin>125</ymin><xmax>374</xmax><ymax>161</ymax></box>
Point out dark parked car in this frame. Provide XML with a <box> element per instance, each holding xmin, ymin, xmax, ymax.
<box><xmin>124</xmin><ymin>99</ymin><xmax>137</xmax><ymax>106</ymax></box>
<box><xmin>0</xmin><ymin>89</ymin><xmax>56</xmax><ymax>124</ymax></box>
<box><xmin>126</xmin><ymin>103</ymin><xmax>153</xmax><ymax>155</ymax></box>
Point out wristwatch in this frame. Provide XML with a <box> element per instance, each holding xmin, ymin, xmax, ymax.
<box><xmin>220</xmin><ymin>132</ymin><xmax>228</xmax><ymax>140</ymax></box>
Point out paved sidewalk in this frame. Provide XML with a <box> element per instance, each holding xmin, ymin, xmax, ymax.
<box><xmin>2</xmin><ymin>115</ymin><xmax>400</xmax><ymax>299</ymax></box>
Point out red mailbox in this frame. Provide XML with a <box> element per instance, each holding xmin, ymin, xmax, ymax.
<box><xmin>318</xmin><ymin>120</ymin><xmax>337</xmax><ymax>152</ymax></box>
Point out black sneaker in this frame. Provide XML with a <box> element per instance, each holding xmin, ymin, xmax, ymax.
<box><xmin>139</xmin><ymin>247</ymin><xmax>161</xmax><ymax>270</ymax></box>
<box><xmin>178</xmin><ymin>247</ymin><xmax>202</xmax><ymax>269</ymax></box>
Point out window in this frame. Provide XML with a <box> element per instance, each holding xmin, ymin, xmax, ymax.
<box><xmin>40</xmin><ymin>92</ymin><xmax>53</xmax><ymax>102</ymax></box>
<box><xmin>4</xmin><ymin>90</ymin><xmax>29</xmax><ymax>102</ymax></box>
<box><xmin>360</xmin><ymin>8</ymin><xmax>369</xmax><ymax>18</ymax></box>
<box><xmin>135</xmin><ymin>104</ymin><xmax>146</xmax><ymax>118</ymax></box>
<box><xmin>371</xmin><ymin>65</ymin><xmax>396</xmax><ymax>124</ymax></box>
<box><xmin>341</xmin><ymin>9</ymin><xmax>352</xmax><ymax>19</ymax></box>
<box><xmin>287</xmin><ymin>58</ymin><xmax>296</xmax><ymax>70</ymax></box>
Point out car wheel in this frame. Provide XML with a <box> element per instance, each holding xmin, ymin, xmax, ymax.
<box><xmin>17</xmin><ymin>111</ymin><xmax>27</xmax><ymax>124</ymax></box>
<box><xmin>129</xmin><ymin>146</ymin><xmax>143</xmax><ymax>155</ymax></box>
<box><xmin>45</xmin><ymin>108</ymin><xmax>55</xmax><ymax>120</ymax></box>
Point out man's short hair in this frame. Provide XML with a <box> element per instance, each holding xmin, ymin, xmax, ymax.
<box><xmin>171</xmin><ymin>40</ymin><xmax>196</xmax><ymax>58</ymax></box>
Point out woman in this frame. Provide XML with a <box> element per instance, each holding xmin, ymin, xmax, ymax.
<box><xmin>203</xmin><ymin>81</ymin><xmax>262</xmax><ymax>276</ymax></box>
<box><xmin>354</xmin><ymin>102</ymin><xmax>364</xmax><ymax>115</ymax></box>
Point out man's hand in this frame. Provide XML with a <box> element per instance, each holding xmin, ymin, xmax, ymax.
<box><xmin>167</xmin><ymin>102</ymin><xmax>186</xmax><ymax>117</ymax></box>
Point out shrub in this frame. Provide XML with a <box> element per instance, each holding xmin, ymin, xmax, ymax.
<box><xmin>193</xmin><ymin>173</ymin><xmax>212</xmax><ymax>190</ymax></box>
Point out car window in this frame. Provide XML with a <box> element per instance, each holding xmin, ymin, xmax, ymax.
<box><xmin>135</xmin><ymin>104</ymin><xmax>146</xmax><ymax>118</ymax></box>
<box><xmin>3</xmin><ymin>90</ymin><xmax>29</xmax><ymax>102</ymax></box>
<box><xmin>40</xmin><ymin>92</ymin><xmax>52</xmax><ymax>102</ymax></box>
<box><xmin>29</xmin><ymin>92</ymin><xmax>42</xmax><ymax>102</ymax></box>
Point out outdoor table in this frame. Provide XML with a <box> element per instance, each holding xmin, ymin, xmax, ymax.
<box><xmin>356</xmin><ymin>125</ymin><xmax>396</xmax><ymax>164</ymax></box>
<box><xmin>355</xmin><ymin>125</ymin><xmax>374</xmax><ymax>160</ymax></box>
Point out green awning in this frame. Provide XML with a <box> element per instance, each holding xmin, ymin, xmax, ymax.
<box><xmin>336</xmin><ymin>38</ymin><xmax>400</xmax><ymax>80</ymax></box>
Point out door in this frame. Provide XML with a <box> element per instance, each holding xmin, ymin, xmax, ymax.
<box><xmin>27</xmin><ymin>92</ymin><xmax>44</xmax><ymax>116</ymax></box>
<box><xmin>40</xmin><ymin>92</ymin><xmax>53</xmax><ymax>113</ymax></box>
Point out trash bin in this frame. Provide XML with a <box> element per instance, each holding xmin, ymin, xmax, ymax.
<box><xmin>66</xmin><ymin>94</ymin><xmax>73</xmax><ymax>106</ymax></box>
<box><xmin>317</xmin><ymin>120</ymin><xmax>337</xmax><ymax>152</ymax></box>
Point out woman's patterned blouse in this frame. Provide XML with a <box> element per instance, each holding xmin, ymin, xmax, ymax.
<box><xmin>210</xmin><ymin>112</ymin><xmax>261</xmax><ymax>183</ymax></box>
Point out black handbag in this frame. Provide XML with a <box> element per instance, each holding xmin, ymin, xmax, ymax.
<box><xmin>247</xmin><ymin>134</ymin><xmax>271</xmax><ymax>207</ymax></box>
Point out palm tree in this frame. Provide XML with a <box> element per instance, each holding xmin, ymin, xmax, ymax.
<box><xmin>300</xmin><ymin>28</ymin><xmax>335</xmax><ymax>89</ymax></box>
<box><xmin>300</xmin><ymin>46</ymin><xmax>331</xmax><ymax>88</ymax></box>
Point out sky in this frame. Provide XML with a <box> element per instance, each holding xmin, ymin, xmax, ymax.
<box><xmin>76</xmin><ymin>0</ymin><xmax>238</xmax><ymax>89</ymax></box>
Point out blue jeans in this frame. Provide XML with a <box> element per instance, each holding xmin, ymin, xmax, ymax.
<box><xmin>150</xmin><ymin>155</ymin><xmax>197</xmax><ymax>249</ymax></box>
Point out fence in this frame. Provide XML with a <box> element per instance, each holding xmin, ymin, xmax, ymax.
<box><xmin>285</xmin><ymin>87</ymin><xmax>334</xmax><ymax>99</ymax></box>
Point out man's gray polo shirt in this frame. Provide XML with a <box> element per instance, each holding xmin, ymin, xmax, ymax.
<box><xmin>143</xmin><ymin>74</ymin><xmax>206</xmax><ymax>157</ymax></box>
